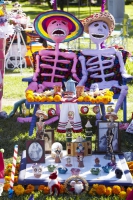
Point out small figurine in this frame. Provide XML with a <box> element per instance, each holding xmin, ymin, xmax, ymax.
<box><xmin>35</xmin><ymin>109</ymin><xmax>48</xmax><ymax>140</ymax></box>
<box><xmin>71</xmin><ymin>168</ymin><xmax>80</xmax><ymax>176</ymax></box>
<box><xmin>55</xmin><ymin>146</ymin><xmax>61</xmax><ymax>163</ymax></box>
<box><xmin>107</xmin><ymin>154</ymin><xmax>116</xmax><ymax>169</ymax></box>
<box><xmin>51</xmin><ymin>142</ymin><xmax>63</xmax><ymax>159</ymax></box>
<box><xmin>94</xmin><ymin>157</ymin><xmax>101</xmax><ymax>167</ymax></box>
<box><xmin>66</xmin><ymin>157</ymin><xmax>72</xmax><ymax>167</ymax></box>
<box><xmin>78</xmin><ymin>155</ymin><xmax>84</xmax><ymax>168</ymax></box>
<box><xmin>76</xmin><ymin>143</ymin><xmax>84</xmax><ymax>160</ymax></box>
<box><xmin>74</xmin><ymin>181</ymin><xmax>84</xmax><ymax>194</ymax></box>
<box><xmin>48</xmin><ymin>171</ymin><xmax>60</xmax><ymax>196</ymax></box>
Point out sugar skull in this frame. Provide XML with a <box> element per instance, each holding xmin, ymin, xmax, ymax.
<box><xmin>80</xmin><ymin>106</ymin><xmax>89</xmax><ymax>114</ymax></box>
<box><xmin>48</xmin><ymin>108</ymin><xmax>56</xmax><ymax>117</ymax></box>
<box><xmin>32</xmin><ymin>163</ymin><xmax>43</xmax><ymax>178</ymax></box>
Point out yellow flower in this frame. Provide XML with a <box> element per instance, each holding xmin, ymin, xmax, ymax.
<box><xmin>91</xmin><ymin>97</ymin><xmax>96</xmax><ymax>104</ymax></box>
<box><xmin>3</xmin><ymin>183</ymin><xmax>10</xmax><ymax>192</ymax></box>
<box><xmin>105</xmin><ymin>187</ymin><xmax>112</xmax><ymax>196</ymax></box>
<box><xmin>4</xmin><ymin>176</ymin><xmax>11</xmax><ymax>182</ymax></box>
<box><xmin>92</xmin><ymin>184</ymin><xmax>98</xmax><ymax>189</ymax></box>
<box><xmin>119</xmin><ymin>191</ymin><xmax>127</xmax><ymax>199</ymax></box>
<box><xmin>40</xmin><ymin>95</ymin><xmax>47</xmax><ymax>102</ymax></box>
<box><xmin>6</xmin><ymin>164</ymin><xmax>12</xmax><ymax>169</ymax></box>
<box><xmin>13</xmin><ymin>185</ymin><xmax>25</xmax><ymax>196</ymax></box>
<box><xmin>89</xmin><ymin>188</ymin><xmax>96</xmax><ymax>196</ymax></box>
<box><xmin>54</xmin><ymin>95</ymin><xmax>61</xmax><ymax>102</ymax></box>
<box><xmin>83</xmin><ymin>96</ymin><xmax>91</xmax><ymax>102</ymax></box>
<box><xmin>47</xmin><ymin>96</ymin><xmax>54</xmax><ymax>102</ymax></box>
<box><xmin>96</xmin><ymin>185</ymin><xmax>106</xmax><ymax>195</ymax></box>
<box><xmin>77</xmin><ymin>96</ymin><xmax>84</xmax><ymax>102</ymax></box>
<box><xmin>112</xmin><ymin>185</ymin><xmax>121</xmax><ymax>195</ymax></box>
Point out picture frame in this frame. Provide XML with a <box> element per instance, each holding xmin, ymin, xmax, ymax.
<box><xmin>126</xmin><ymin>120</ymin><xmax>133</xmax><ymax>134</ymax></box>
<box><xmin>44</xmin><ymin>129</ymin><xmax>54</xmax><ymax>154</ymax></box>
<box><xmin>26</xmin><ymin>140</ymin><xmax>45</xmax><ymax>164</ymax></box>
<box><xmin>97</xmin><ymin>121</ymin><xmax>120</xmax><ymax>153</ymax></box>
<box><xmin>64</xmin><ymin>175</ymin><xmax>89</xmax><ymax>195</ymax></box>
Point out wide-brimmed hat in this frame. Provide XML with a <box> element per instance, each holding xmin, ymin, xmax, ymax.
<box><xmin>105</xmin><ymin>112</ymin><xmax>118</xmax><ymax>121</ymax></box>
<box><xmin>82</xmin><ymin>12</ymin><xmax>115</xmax><ymax>36</ymax></box>
<box><xmin>34</xmin><ymin>10</ymin><xmax>83</xmax><ymax>43</ymax></box>
<box><xmin>35</xmin><ymin>109</ymin><xmax>48</xmax><ymax>119</ymax></box>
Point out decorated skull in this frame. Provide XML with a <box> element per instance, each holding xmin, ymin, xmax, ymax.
<box><xmin>80</xmin><ymin>106</ymin><xmax>89</xmax><ymax>114</ymax></box>
<box><xmin>48</xmin><ymin>108</ymin><xmax>56</xmax><ymax>117</ymax></box>
<box><xmin>32</xmin><ymin>163</ymin><xmax>43</xmax><ymax>178</ymax></box>
<box><xmin>115</xmin><ymin>168</ymin><xmax>123</xmax><ymax>179</ymax></box>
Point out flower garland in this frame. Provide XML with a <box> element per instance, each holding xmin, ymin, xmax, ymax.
<box><xmin>78</xmin><ymin>89</ymin><xmax>114</xmax><ymax>104</ymax></box>
<box><xmin>2</xmin><ymin>161</ymin><xmax>133</xmax><ymax>198</ymax></box>
<box><xmin>26</xmin><ymin>90</ymin><xmax>62</xmax><ymax>102</ymax></box>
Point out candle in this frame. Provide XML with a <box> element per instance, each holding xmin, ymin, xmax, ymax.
<box><xmin>10</xmin><ymin>145</ymin><xmax>18</xmax><ymax>189</ymax></box>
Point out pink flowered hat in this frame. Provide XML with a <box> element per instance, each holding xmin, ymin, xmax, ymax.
<box><xmin>82</xmin><ymin>12</ymin><xmax>115</xmax><ymax>36</ymax></box>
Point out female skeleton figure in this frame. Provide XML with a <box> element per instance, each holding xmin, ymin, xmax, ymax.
<box><xmin>76</xmin><ymin>12</ymin><xmax>132</xmax><ymax>115</ymax></box>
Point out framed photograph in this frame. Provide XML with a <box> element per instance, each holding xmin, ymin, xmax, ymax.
<box><xmin>44</xmin><ymin>129</ymin><xmax>54</xmax><ymax>154</ymax></box>
<box><xmin>126</xmin><ymin>120</ymin><xmax>133</xmax><ymax>134</ymax></box>
<box><xmin>97</xmin><ymin>121</ymin><xmax>120</xmax><ymax>153</ymax></box>
<box><xmin>26</xmin><ymin>140</ymin><xmax>45</xmax><ymax>163</ymax></box>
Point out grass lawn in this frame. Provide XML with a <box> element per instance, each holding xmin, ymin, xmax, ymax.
<box><xmin>1</xmin><ymin>2</ymin><xmax>133</xmax><ymax>200</ymax></box>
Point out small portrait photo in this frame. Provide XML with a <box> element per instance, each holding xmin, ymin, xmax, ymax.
<box><xmin>44</xmin><ymin>129</ymin><xmax>54</xmax><ymax>154</ymax></box>
<box><xmin>126</xmin><ymin>120</ymin><xmax>133</xmax><ymax>134</ymax></box>
<box><xmin>98</xmin><ymin>122</ymin><xmax>120</xmax><ymax>153</ymax></box>
<box><xmin>26</xmin><ymin>140</ymin><xmax>45</xmax><ymax>163</ymax></box>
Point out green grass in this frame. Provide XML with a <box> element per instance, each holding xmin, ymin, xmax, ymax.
<box><xmin>1</xmin><ymin>2</ymin><xmax>133</xmax><ymax>199</ymax></box>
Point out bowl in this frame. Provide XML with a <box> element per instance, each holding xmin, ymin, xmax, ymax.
<box><xmin>58</xmin><ymin>167</ymin><xmax>68</xmax><ymax>174</ymax></box>
<box><xmin>47</xmin><ymin>165</ymin><xmax>56</xmax><ymax>172</ymax></box>
<box><xmin>71</xmin><ymin>168</ymin><xmax>80</xmax><ymax>175</ymax></box>
<box><xmin>90</xmin><ymin>168</ymin><xmax>100</xmax><ymax>175</ymax></box>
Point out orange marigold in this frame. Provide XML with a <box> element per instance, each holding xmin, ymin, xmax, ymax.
<box><xmin>54</xmin><ymin>95</ymin><xmax>61</xmax><ymax>102</ymax></box>
<box><xmin>89</xmin><ymin>188</ymin><xmax>96</xmax><ymax>196</ymax></box>
<box><xmin>3</xmin><ymin>183</ymin><xmax>10</xmax><ymax>191</ymax></box>
<box><xmin>43</xmin><ymin>186</ymin><xmax>50</xmax><ymax>194</ymax></box>
<box><xmin>77</xmin><ymin>96</ymin><xmax>84</xmax><ymax>102</ymax></box>
<box><xmin>24</xmin><ymin>189</ymin><xmax>33</xmax><ymax>194</ymax></box>
<box><xmin>83</xmin><ymin>96</ymin><xmax>91</xmax><ymax>102</ymax></box>
<box><xmin>4</xmin><ymin>176</ymin><xmax>11</xmax><ymax>182</ymax></box>
<box><xmin>105</xmin><ymin>187</ymin><xmax>112</xmax><ymax>196</ymax></box>
<box><xmin>26</xmin><ymin>184</ymin><xmax>35</xmax><ymax>191</ymax></box>
<box><xmin>60</xmin><ymin>184</ymin><xmax>65</xmax><ymax>194</ymax></box>
<box><xmin>112</xmin><ymin>185</ymin><xmax>121</xmax><ymax>195</ymax></box>
<box><xmin>126</xmin><ymin>187</ymin><xmax>133</xmax><ymax>196</ymax></box>
<box><xmin>13</xmin><ymin>184</ymin><xmax>25</xmax><ymax>196</ymax></box>
<box><xmin>96</xmin><ymin>185</ymin><xmax>106</xmax><ymax>196</ymax></box>
<box><xmin>38</xmin><ymin>185</ymin><xmax>45</xmax><ymax>191</ymax></box>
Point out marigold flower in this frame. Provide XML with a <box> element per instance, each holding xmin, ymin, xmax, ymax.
<box><xmin>105</xmin><ymin>187</ymin><xmax>112</xmax><ymax>196</ymax></box>
<box><xmin>3</xmin><ymin>183</ymin><xmax>10</xmax><ymax>191</ymax></box>
<box><xmin>4</xmin><ymin>176</ymin><xmax>11</xmax><ymax>182</ymax></box>
<box><xmin>96</xmin><ymin>185</ymin><xmax>106</xmax><ymax>195</ymax></box>
<box><xmin>47</xmin><ymin>96</ymin><xmax>54</xmax><ymax>102</ymax></box>
<box><xmin>92</xmin><ymin>184</ymin><xmax>98</xmax><ymax>189</ymax></box>
<box><xmin>112</xmin><ymin>185</ymin><xmax>121</xmax><ymax>195</ymax></box>
<box><xmin>83</xmin><ymin>96</ymin><xmax>91</xmax><ymax>102</ymax></box>
<box><xmin>119</xmin><ymin>191</ymin><xmax>127</xmax><ymax>199</ymax></box>
<box><xmin>60</xmin><ymin>184</ymin><xmax>65</xmax><ymax>193</ymax></box>
<box><xmin>43</xmin><ymin>186</ymin><xmax>50</xmax><ymax>194</ymax></box>
<box><xmin>24</xmin><ymin>189</ymin><xmax>33</xmax><ymax>194</ymax></box>
<box><xmin>6</xmin><ymin>164</ymin><xmax>12</xmax><ymax>168</ymax></box>
<box><xmin>126</xmin><ymin>187</ymin><xmax>133</xmax><ymax>196</ymax></box>
<box><xmin>14</xmin><ymin>185</ymin><xmax>25</xmax><ymax>196</ymax></box>
<box><xmin>26</xmin><ymin>184</ymin><xmax>35</xmax><ymax>191</ymax></box>
<box><xmin>54</xmin><ymin>94</ymin><xmax>61</xmax><ymax>102</ymax></box>
<box><xmin>77</xmin><ymin>96</ymin><xmax>84</xmax><ymax>102</ymax></box>
<box><xmin>38</xmin><ymin>185</ymin><xmax>45</xmax><ymax>191</ymax></box>
<box><xmin>40</xmin><ymin>95</ymin><xmax>47</xmax><ymax>102</ymax></box>
<box><xmin>89</xmin><ymin>188</ymin><xmax>96</xmax><ymax>196</ymax></box>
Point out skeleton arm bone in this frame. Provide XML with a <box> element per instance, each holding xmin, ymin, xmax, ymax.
<box><xmin>77</xmin><ymin>55</ymin><xmax>88</xmax><ymax>85</ymax></box>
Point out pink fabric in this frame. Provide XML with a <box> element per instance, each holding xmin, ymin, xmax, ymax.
<box><xmin>0</xmin><ymin>152</ymin><xmax>4</xmax><ymax>179</ymax></box>
<box><xmin>0</xmin><ymin>38</ymin><xmax>6</xmax><ymax>111</ymax></box>
<box><xmin>126</xmin><ymin>190</ymin><xmax>133</xmax><ymax>200</ymax></box>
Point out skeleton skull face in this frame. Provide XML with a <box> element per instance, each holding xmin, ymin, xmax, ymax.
<box><xmin>32</xmin><ymin>163</ymin><xmax>43</xmax><ymax>178</ymax></box>
<box><xmin>88</xmin><ymin>21</ymin><xmax>109</xmax><ymax>45</ymax></box>
<box><xmin>47</xmin><ymin>19</ymin><xmax>69</xmax><ymax>43</ymax></box>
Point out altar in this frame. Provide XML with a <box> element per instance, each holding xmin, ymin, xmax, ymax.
<box><xmin>18</xmin><ymin>150</ymin><xmax>133</xmax><ymax>186</ymax></box>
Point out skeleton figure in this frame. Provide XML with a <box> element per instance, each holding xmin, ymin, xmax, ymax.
<box><xmin>76</xmin><ymin>12</ymin><xmax>132</xmax><ymax>114</ymax></box>
<box><xmin>26</xmin><ymin>10</ymin><xmax>83</xmax><ymax>92</ymax></box>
